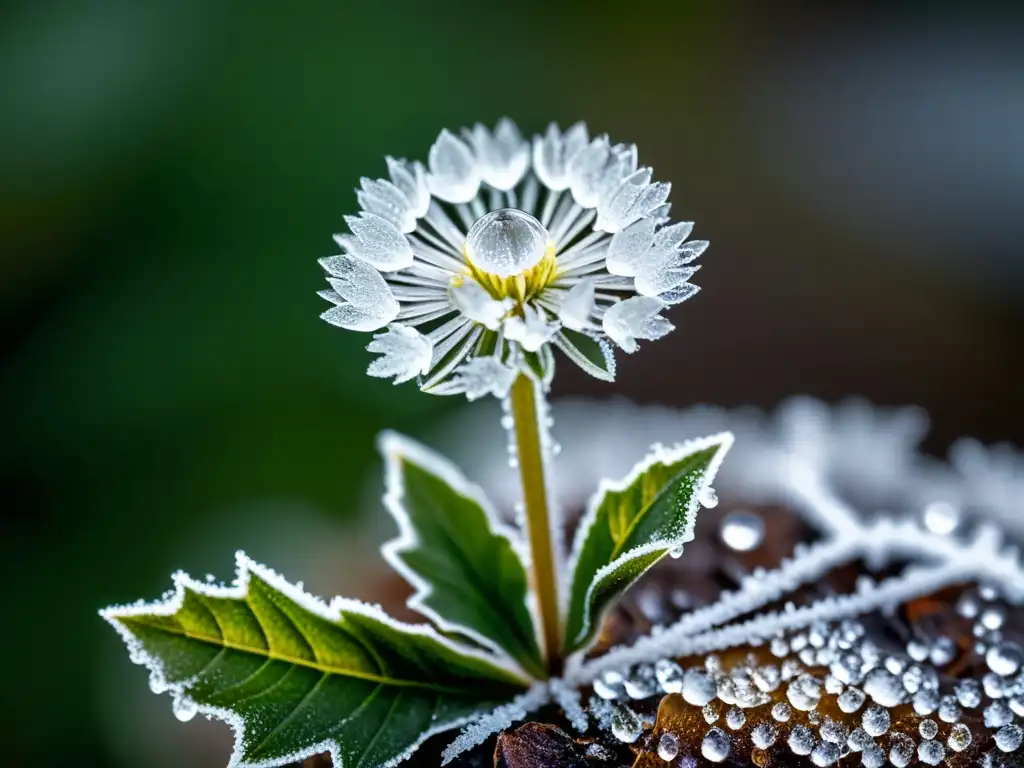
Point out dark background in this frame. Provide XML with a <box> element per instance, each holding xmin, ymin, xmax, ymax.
<box><xmin>1</xmin><ymin>1</ymin><xmax>1022</xmax><ymax>766</ymax></box>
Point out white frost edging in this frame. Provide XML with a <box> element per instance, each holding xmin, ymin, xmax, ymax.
<box><xmin>379</xmin><ymin>430</ymin><xmax>543</xmax><ymax>679</ymax></box>
<box><xmin>100</xmin><ymin>551</ymin><xmax>529</xmax><ymax>768</ymax></box>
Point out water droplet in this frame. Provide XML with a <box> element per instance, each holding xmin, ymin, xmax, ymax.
<box><xmin>657</xmin><ymin>732</ymin><xmax>679</xmax><ymax>762</ymax></box>
<box><xmin>698</xmin><ymin>486</ymin><xmax>719</xmax><ymax>509</ymax></box>
<box><xmin>810</xmin><ymin>740</ymin><xmax>840</xmax><ymax>766</ymax></box>
<box><xmin>751</xmin><ymin>723</ymin><xmax>777</xmax><ymax>750</ymax></box>
<box><xmin>889</xmin><ymin>733</ymin><xmax>915</xmax><ymax>767</ymax></box>
<box><xmin>948</xmin><ymin>723</ymin><xmax>972</xmax><ymax>753</ymax></box>
<box><xmin>771</xmin><ymin>702</ymin><xmax>792</xmax><ymax>722</ymax></box>
<box><xmin>919</xmin><ymin>719</ymin><xmax>938</xmax><ymax>739</ymax></box>
<box><xmin>702</xmin><ymin>703</ymin><xmax>720</xmax><ymax>724</ymax></box>
<box><xmin>752</xmin><ymin>665</ymin><xmax>781</xmax><ymax>693</ymax></box>
<box><xmin>985</xmin><ymin>701</ymin><xmax>1014</xmax><ymax>728</ymax></box>
<box><xmin>465</xmin><ymin>208</ymin><xmax>549</xmax><ymax>277</ymax></box>
<box><xmin>668</xmin><ymin>544</ymin><xmax>684</xmax><ymax>559</ymax></box>
<box><xmin>719</xmin><ymin>511</ymin><xmax>764</xmax><ymax>551</ymax></box>
<box><xmin>148</xmin><ymin>673</ymin><xmax>168</xmax><ymax>695</ymax></box>
<box><xmin>701</xmin><ymin>727</ymin><xmax>731</xmax><ymax>763</ymax></box>
<box><xmin>987</xmin><ymin>641</ymin><xmax>1023</xmax><ymax>676</ymax></box>
<box><xmin>593</xmin><ymin>672</ymin><xmax>623</xmax><ymax>701</ymax></box>
<box><xmin>922</xmin><ymin>501</ymin><xmax>959</xmax><ymax>535</ymax></box>
<box><xmin>848</xmin><ymin>727</ymin><xmax>873</xmax><ymax>752</ymax></box>
<box><xmin>906</xmin><ymin>639</ymin><xmax>930</xmax><ymax>662</ymax></box>
<box><xmin>955</xmin><ymin>678</ymin><xmax>982</xmax><ymax>708</ymax></box>
<box><xmin>787</xmin><ymin>674</ymin><xmax>822</xmax><ymax>711</ymax></box>
<box><xmin>862</xmin><ymin>705</ymin><xmax>890</xmax><ymax>737</ymax></box>
<box><xmin>918</xmin><ymin>740</ymin><xmax>946</xmax><ymax>765</ymax></box>
<box><xmin>957</xmin><ymin>593</ymin><xmax>981</xmax><ymax>619</ymax></box>
<box><xmin>655</xmin><ymin>659</ymin><xmax>684</xmax><ymax>694</ymax></box>
<box><xmin>788</xmin><ymin>724</ymin><xmax>815</xmax><ymax>756</ymax></box>
<box><xmin>862</xmin><ymin>668</ymin><xmax>907</xmax><ymax>707</ymax></box>
<box><xmin>682</xmin><ymin>669</ymin><xmax>717</xmax><ymax>706</ymax></box>
<box><xmin>996</xmin><ymin>724</ymin><xmax>1023</xmax><ymax>753</ymax></box>
<box><xmin>610</xmin><ymin>704</ymin><xmax>643</xmax><ymax>743</ymax></box>
<box><xmin>930</xmin><ymin>636</ymin><xmax>958</xmax><ymax>666</ymax></box>
<box><xmin>725</xmin><ymin>707</ymin><xmax>746</xmax><ymax>730</ymax></box>
<box><xmin>623</xmin><ymin>665</ymin><xmax>658</xmax><ymax>700</ymax></box>
<box><xmin>838</xmin><ymin>687</ymin><xmax>866</xmax><ymax>713</ymax></box>
<box><xmin>820</xmin><ymin>718</ymin><xmax>848</xmax><ymax>744</ymax></box>
<box><xmin>938</xmin><ymin>694</ymin><xmax>962</xmax><ymax>723</ymax></box>
<box><xmin>913</xmin><ymin>688</ymin><xmax>939</xmax><ymax>715</ymax></box>
<box><xmin>172</xmin><ymin>697</ymin><xmax>197</xmax><ymax>722</ymax></box>
<box><xmin>861</xmin><ymin>743</ymin><xmax>885</xmax><ymax>768</ymax></box>
<box><xmin>980</xmin><ymin>606</ymin><xmax>1006</xmax><ymax>631</ymax></box>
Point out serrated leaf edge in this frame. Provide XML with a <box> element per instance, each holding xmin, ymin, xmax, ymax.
<box><xmin>562</xmin><ymin>431</ymin><xmax>735</xmax><ymax>660</ymax></box>
<box><xmin>379</xmin><ymin>430</ymin><xmax>544</xmax><ymax>680</ymax></box>
<box><xmin>100</xmin><ymin>551</ymin><xmax>530</xmax><ymax>768</ymax></box>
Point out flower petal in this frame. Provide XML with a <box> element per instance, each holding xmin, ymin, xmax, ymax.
<box><xmin>339</xmin><ymin>212</ymin><xmax>414</xmax><ymax>272</ymax></box>
<box><xmin>448</xmin><ymin>280</ymin><xmax>511</xmax><ymax>330</ymax></box>
<box><xmin>386</xmin><ymin>156</ymin><xmax>430</xmax><ymax>219</ymax></box>
<box><xmin>605</xmin><ymin>218</ymin><xmax>656</xmax><ymax>276</ymax></box>
<box><xmin>532</xmin><ymin>122</ymin><xmax>589</xmax><ymax>191</ymax></box>
<box><xmin>452</xmin><ymin>357</ymin><xmax>518</xmax><ymax>401</ymax></box>
<box><xmin>318</xmin><ymin>254</ymin><xmax>400</xmax><ymax>331</ymax></box>
<box><xmin>365</xmin><ymin>323</ymin><xmax>433</xmax><ymax>383</ymax></box>
<box><xmin>469</xmin><ymin>118</ymin><xmax>529</xmax><ymax>191</ymax></box>
<box><xmin>568</xmin><ymin>137</ymin><xmax>612</xmax><ymax>208</ymax></box>
<box><xmin>356</xmin><ymin>177</ymin><xmax>416</xmax><ymax>234</ymax></box>
<box><xmin>635</xmin><ymin>264</ymin><xmax>699</xmax><ymax>297</ymax></box>
<box><xmin>427</xmin><ymin>129</ymin><xmax>481</xmax><ymax>204</ymax></box>
<box><xmin>602</xmin><ymin>296</ymin><xmax>674</xmax><ymax>353</ymax></box>
<box><xmin>504</xmin><ymin>304</ymin><xmax>558</xmax><ymax>352</ymax></box>
<box><xmin>558</xmin><ymin>278</ymin><xmax>598</xmax><ymax>331</ymax></box>
<box><xmin>660</xmin><ymin>283</ymin><xmax>701</xmax><ymax>305</ymax></box>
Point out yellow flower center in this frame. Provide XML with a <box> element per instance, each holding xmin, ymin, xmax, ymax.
<box><xmin>464</xmin><ymin>240</ymin><xmax>558</xmax><ymax>305</ymax></box>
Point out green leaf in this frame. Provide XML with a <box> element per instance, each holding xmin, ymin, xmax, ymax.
<box><xmin>563</xmin><ymin>433</ymin><xmax>733</xmax><ymax>655</ymax></box>
<box><xmin>380</xmin><ymin>433</ymin><xmax>546</xmax><ymax>679</ymax></box>
<box><xmin>102</xmin><ymin>553</ymin><xmax>527</xmax><ymax>768</ymax></box>
<box><xmin>518</xmin><ymin>345</ymin><xmax>555</xmax><ymax>388</ymax></box>
<box><xmin>553</xmin><ymin>329</ymin><xmax>615</xmax><ymax>382</ymax></box>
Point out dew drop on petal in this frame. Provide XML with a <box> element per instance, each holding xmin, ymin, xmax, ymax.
<box><xmin>657</xmin><ymin>732</ymin><xmax>679</xmax><ymax>762</ymax></box>
<box><xmin>172</xmin><ymin>697</ymin><xmax>198</xmax><ymax>722</ymax></box>
<box><xmin>701</xmin><ymin>727</ymin><xmax>731</xmax><ymax>763</ymax></box>
<box><xmin>465</xmin><ymin>209</ymin><xmax>549</xmax><ymax>277</ymax></box>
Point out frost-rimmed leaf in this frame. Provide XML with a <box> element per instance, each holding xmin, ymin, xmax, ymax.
<box><xmin>563</xmin><ymin>433</ymin><xmax>734</xmax><ymax>655</ymax></box>
<box><xmin>101</xmin><ymin>553</ymin><xmax>527</xmax><ymax>768</ymax></box>
<box><xmin>380</xmin><ymin>433</ymin><xmax>546</xmax><ymax>679</ymax></box>
<box><xmin>553</xmin><ymin>328</ymin><xmax>616</xmax><ymax>382</ymax></box>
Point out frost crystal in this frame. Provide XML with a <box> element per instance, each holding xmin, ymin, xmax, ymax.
<box><xmin>320</xmin><ymin>120</ymin><xmax>710</xmax><ymax>396</ymax></box>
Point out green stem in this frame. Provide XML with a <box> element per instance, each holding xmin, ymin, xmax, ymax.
<box><xmin>509</xmin><ymin>374</ymin><xmax>562</xmax><ymax>677</ymax></box>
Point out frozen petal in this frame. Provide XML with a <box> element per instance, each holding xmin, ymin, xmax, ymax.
<box><xmin>568</xmin><ymin>137</ymin><xmax>611</xmax><ymax>208</ymax></box>
<box><xmin>470</xmin><ymin>118</ymin><xmax>529</xmax><ymax>191</ymax></box>
<box><xmin>677</xmin><ymin>239</ymin><xmax>710</xmax><ymax>264</ymax></box>
<box><xmin>356</xmin><ymin>177</ymin><xmax>415</xmax><ymax>234</ymax></box>
<box><xmin>365</xmin><ymin>323</ymin><xmax>433</xmax><ymax>383</ymax></box>
<box><xmin>427</xmin><ymin>129</ymin><xmax>481</xmax><ymax>204</ymax></box>
<box><xmin>339</xmin><ymin>212</ymin><xmax>414</xmax><ymax>272</ymax></box>
<box><xmin>595</xmin><ymin>148</ymin><xmax>643</xmax><ymax>211</ymax></box>
<box><xmin>433</xmin><ymin>357</ymin><xmax>518</xmax><ymax>401</ymax></box>
<box><xmin>386</xmin><ymin>156</ymin><xmax>430</xmax><ymax>219</ymax></box>
<box><xmin>654</xmin><ymin>221</ymin><xmax>695</xmax><ymax>250</ymax></box>
<box><xmin>558</xmin><ymin>278</ymin><xmax>598</xmax><ymax>331</ymax></box>
<box><xmin>448</xmin><ymin>279</ymin><xmax>511</xmax><ymax>330</ymax></box>
<box><xmin>504</xmin><ymin>304</ymin><xmax>558</xmax><ymax>352</ymax></box>
<box><xmin>635</xmin><ymin>264</ymin><xmax>699</xmax><ymax>297</ymax></box>
<box><xmin>532</xmin><ymin>122</ymin><xmax>589</xmax><ymax>191</ymax></box>
<box><xmin>320</xmin><ymin>304</ymin><xmax>396</xmax><ymax>332</ymax></box>
<box><xmin>602</xmin><ymin>296</ymin><xmax>674</xmax><ymax>353</ymax></box>
<box><xmin>606</xmin><ymin>218</ymin><xmax>656</xmax><ymax>276</ymax></box>
<box><xmin>660</xmin><ymin>283</ymin><xmax>701</xmax><ymax>305</ymax></box>
<box><xmin>318</xmin><ymin>254</ymin><xmax>399</xmax><ymax>321</ymax></box>
<box><xmin>596</xmin><ymin>172</ymin><xmax>670</xmax><ymax>233</ymax></box>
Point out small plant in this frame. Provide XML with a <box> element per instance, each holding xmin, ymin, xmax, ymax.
<box><xmin>101</xmin><ymin>119</ymin><xmax>730</xmax><ymax>767</ymax></box>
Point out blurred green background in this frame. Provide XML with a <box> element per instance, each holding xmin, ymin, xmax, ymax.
<box><xmin>2</xmin><ymin>1</ymin><xmax>1022</xmax><ymax>765</ymax></box>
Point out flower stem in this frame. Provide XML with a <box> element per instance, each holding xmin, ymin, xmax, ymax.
<box><xmin>509</xmin><ymin>374</ymin><xmax>562</xmax><ymax>677</ymax></box>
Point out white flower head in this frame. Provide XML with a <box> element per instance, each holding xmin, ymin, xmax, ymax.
<box><xmin>318</xmin><ymin>119</ymin><xmax>710</xmax><ymax>399</ymax></box>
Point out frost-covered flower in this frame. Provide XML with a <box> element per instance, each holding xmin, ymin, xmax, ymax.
<box><xmin>319</xmin><ymin>118</ymin><xmax>709</xmax><ymax>399</ymax></box>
